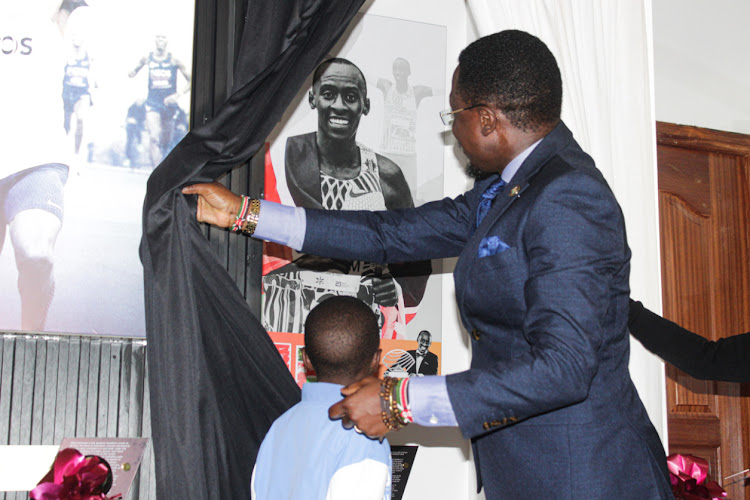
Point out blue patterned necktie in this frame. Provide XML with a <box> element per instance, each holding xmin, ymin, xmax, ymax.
<box><xmin>475</xmin><ymin>177</ymin><xmax>507</xmax><ymax>228</ymax></box>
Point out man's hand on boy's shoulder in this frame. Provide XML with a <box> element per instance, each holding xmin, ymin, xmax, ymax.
<box><xmin>329</xmin><ymin>376</ymin><xmax>389</xmax><ymax>440</ymax></box>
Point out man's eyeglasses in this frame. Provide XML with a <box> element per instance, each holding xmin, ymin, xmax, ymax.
<box><xmin>439</xmin><ymin>104</ymin><xmax>484</xmax><ymax>126</ymax></box>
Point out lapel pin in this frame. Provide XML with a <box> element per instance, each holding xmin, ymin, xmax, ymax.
<box><xmin>508</xmin><ymin>185</ymin><xmax>521</xmax><ymax>197</ymax></box>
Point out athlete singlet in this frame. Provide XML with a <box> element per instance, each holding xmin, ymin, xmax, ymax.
<box><xmin>380</xmin><ymin>84</ymin><xmax>417</xmax><ymax>156</ymax></box>
<box><xmin>62</xmin><ymin>50</ymin><xmax>90</xmax><ymax>91</ymax></box>
<box><xmin>262</xmin><ymin>144</ymin><xmax>395</xmax><ymax>335</ymax></box>
<box><xmin>61</xmin><ymin>49</ymin><xmax>91</xmax><ymax>133</ymax></box>
<box><xmin>320</xmin><ymin>144</ymin><xmax>387</xmax><ymax>211</ymax></box>
<box><xmin>146</xmin><ymin>52</ymin><xmax>178</xmax><ymax>110</ymax></box>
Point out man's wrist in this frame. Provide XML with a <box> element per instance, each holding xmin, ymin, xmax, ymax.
<box><xmin>228</xmin><ymin>194</ymin><xmax>243</xmax><ymax>218</ymax></box>
<box><xmin>379</xmin><ymin>377</ymin><xmax>410</xmax><ymax>431</ymax></box>
<box><xmin>408</xmin><ymin>375</ymin><xmax>458</xmax><ymax>427</ymax></box>
<box><xmin>231</xmin><ymin>196</ymin><xmax>260</xmax><ymax>235</ymax></box>
<box><xmin>253</xmin><ymin>200</ymin><xmax>306</xmax><ymax>250</ymax></box>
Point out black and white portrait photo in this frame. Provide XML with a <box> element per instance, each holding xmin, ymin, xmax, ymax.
<box><xmin>261</xmin><ymin>13</ymin><xmax>447</xmax><ymax>344</ymax></box>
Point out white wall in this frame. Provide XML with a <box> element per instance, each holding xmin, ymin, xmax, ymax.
<box><xmin>653</xmin><ymin>0</ymin><xmax>750</xmax><ymax>134</ymax></box>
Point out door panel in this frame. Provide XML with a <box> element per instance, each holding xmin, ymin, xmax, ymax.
<box><xmin>657</xmin><ymin>121</ymin><xmax>750</xmax><ymax>499</ymax></box>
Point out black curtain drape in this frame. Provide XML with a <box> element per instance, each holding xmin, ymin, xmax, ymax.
<box><xmin>139</xmin><ymin>1</ymin><xmax>365</xmax><ymax>498</ymax></box>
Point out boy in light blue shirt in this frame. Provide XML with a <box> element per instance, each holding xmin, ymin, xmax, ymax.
<box><xmin>251</xmin><ymin>296</ymin><xmax>391</xmax><ymax>500</ymax></box>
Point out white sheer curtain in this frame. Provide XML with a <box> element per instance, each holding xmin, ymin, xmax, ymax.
<box><xmin>466</xmin><ymin>0</ymin><xmax>667</xmax><ymax>443</ymax></box>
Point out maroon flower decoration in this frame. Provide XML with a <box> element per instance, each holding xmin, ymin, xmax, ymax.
<box><xmin>667</xmin><ymin>453</ymin><xmax>728</xmax><ymax>500</ymax></box>
<box><xmin>29</xmin><ymin>448</ymin><xmax>120</xmax><ymax>500</ymax></box>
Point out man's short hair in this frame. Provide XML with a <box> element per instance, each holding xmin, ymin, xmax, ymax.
<box><xmin>304</xmin><ymin>296</ymin><xmax>380</xmax><ymax>379</ymax></box>
<box><xmin>417</xmin><ymin>330</ymin><xmax>431</xmax><ymax>342</ymax></box>
<box><xmin>312</xmin><ymin>57</ymin><xmax>367</xmax><ymax>97</ymax></box>
<box><xmin>457</xmin><ymin>30</ymin><xmax>562</xmax><ymax>132</ymax></box>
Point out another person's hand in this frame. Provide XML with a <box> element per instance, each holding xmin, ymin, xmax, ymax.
<box><xmin>329</xmin><ymin>376</ymin><xmax>389</xmax><ymax>440</ymax></box>
<box><xmin>181</xmin><ymin>182</ymin><xmax>242</xmax><ymax>228</ymax></box>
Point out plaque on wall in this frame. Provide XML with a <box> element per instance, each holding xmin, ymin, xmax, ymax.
<box><xmin>59</xmin><ymin>437</ymin><xmax>149</xmax><ymax>498</ymax></box>
<box><xmin>390</xmin><ymin>445</ymin><xmax>418</xmax><ymax>500</ymax></box>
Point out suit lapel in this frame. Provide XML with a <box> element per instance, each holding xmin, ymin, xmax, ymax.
<box><xmin>478</xmin><ymin>122</ymin><xmax>575</xmax><ymax>237</ymax></box>
<box><xmin>453</xmin><ymin>122</ymin><xmax>576</xmax><ymax>309</ymax></box>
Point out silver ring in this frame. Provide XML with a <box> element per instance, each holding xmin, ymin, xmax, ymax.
<box><xmin>354</xmin><ymin>425</ymin><xmax>363</xmax><ymax>434</ymax></box>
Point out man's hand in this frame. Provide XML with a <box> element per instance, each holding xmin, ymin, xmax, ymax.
<box><xmin>329</xmin><ymin>376</ymin><xmax>389</xmax><ymax>440</ymax></box>
<box><xmin>181</xmin><ymin>182</ymin><xmax>242</xmax><ymax>228</ymax></box>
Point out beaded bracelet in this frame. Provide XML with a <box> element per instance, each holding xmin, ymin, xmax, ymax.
<box><xmin>379</xmin><ymin>377</ymin><xmax>409</xmax><ymax>431</ymax></box>
<box><xmin>379</xmin><ymin>378</ymin><xmax>398</xmax><ymax>431</ymax></box>
<box><xmin>230</xmin><ymin>196</ymin><xmax>261</xmax><ymax>236</ymax></box>
<box><xmin>231</xmin><ymin>195</ymin><xmax>250</xmax><ymax>232</ymax></box>
<box><xmin>390</xmin><ymin>383</ymin><xmax>404</xmax><ymax>426</ymax></box>
<box><xmin>394</xmin><ymin>378</ymin><xmax>414</xmax><ymax>423</ymax></box>
<box><xmin>379</xmin><ymin>378</ymin><xmax>402</xmax><ymax>431</ymax></box>
<box><xmin>379</xmin><ymin>381</ymin><xmax>393</xmax><ymax>430</ymax></box>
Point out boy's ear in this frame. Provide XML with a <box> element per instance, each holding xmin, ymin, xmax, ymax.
<box><xmin>302</xmin><ymin>347</ymin><xmax>314</xmax><ymax>373</ymax></box>
<box><xmin>369</xmin><ymin>349</ymin><xmax>382</xmax><ymax>376</ymax></box>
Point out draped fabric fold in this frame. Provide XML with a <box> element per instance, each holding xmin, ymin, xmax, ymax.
<box><xmin>139</xmin><ymin>1</ymin><xmax>365</xmax><ymax>498</ymax></box>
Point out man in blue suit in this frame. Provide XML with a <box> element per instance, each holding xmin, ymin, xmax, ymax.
<box><xmin>183</xmin><ymin>30</ymin><xmax>672</xmax><ymax>499</ymax></box>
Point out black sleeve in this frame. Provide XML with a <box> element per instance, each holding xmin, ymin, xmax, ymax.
<box><xmin>628</xmin><ymin>299</ymin><xmax>750</xmax><ymax>383</ymax></box>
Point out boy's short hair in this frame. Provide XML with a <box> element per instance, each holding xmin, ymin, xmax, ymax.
<box><xmin>304</xmin><ymin>296</ymin><xmax>380</xmax><ymax>380</ymax></box>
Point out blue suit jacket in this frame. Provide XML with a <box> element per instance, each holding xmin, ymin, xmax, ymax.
<box><xmin>302</xmin><ymin>122</ymin><xmax>672</xmax><ymax>499</ymax></box>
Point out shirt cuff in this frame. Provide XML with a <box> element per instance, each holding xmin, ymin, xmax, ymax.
<box><xmin>254</xmin><ymin>200</ymin><xmax>306</xmax><ymax>250</ymax></box>
<box><xmin>407</xmin><ymin>376</ymin><xmax>458</xmax><ymax>427</ymax></box>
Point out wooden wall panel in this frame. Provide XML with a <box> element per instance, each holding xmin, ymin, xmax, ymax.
<box><xmin>659</xmin><ymin>193</ymin><xmax>716</xmax><ymax>414</ymax></box>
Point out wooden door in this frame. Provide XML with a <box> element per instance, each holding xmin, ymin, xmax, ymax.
<box><xmin>657</xmin><ymin>121</ymin><xmax>750</xmax><ymax>498</ymax></box>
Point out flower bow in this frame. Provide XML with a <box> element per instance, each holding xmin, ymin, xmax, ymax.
<box><xmin>667</xmin><ymin>453</ymin><xmax>727</xmax><ymax>500</ymax></box>
<box><xmin>29</xmin><ymin>448</ymin><xmax>120</xmax><ymax>500</ymax></box>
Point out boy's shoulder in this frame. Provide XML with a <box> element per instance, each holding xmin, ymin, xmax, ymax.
<box><xmin>264</xmin><ymin>382</ymin><xmax>391</xmax><ymax>458</ymax></box>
